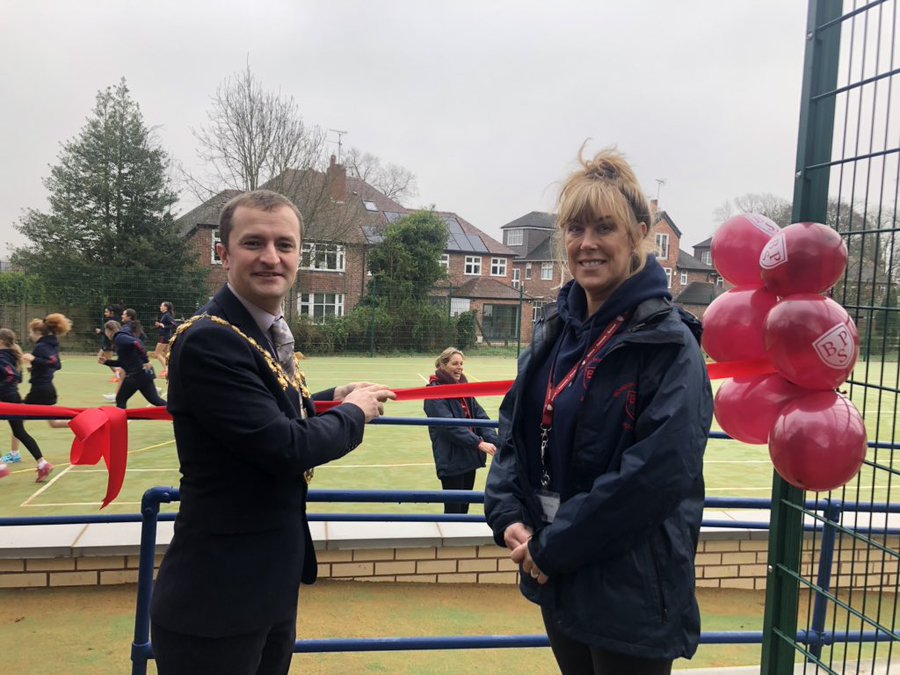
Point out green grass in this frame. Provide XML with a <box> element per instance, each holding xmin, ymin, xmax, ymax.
<box><xmin>0</xmin><ymin>355</ymin><xmax>897</xmax><ymax>517</ymax></box>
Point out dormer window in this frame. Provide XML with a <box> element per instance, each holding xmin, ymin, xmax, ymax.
<box><xmin>363</xmin><ymin>201</ymin><xmax>378</xmax><ymax>212</ymax></box>
<box><xmin>505</xmin><ymin>229</ymin><xmax>523</xmax><ymax>246</ymax></box>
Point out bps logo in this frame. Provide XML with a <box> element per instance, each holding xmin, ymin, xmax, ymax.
<box><xmin>813</xmin><ymin>323</ymin><xmax>855</xmax><ymax>368</ymax></box>
<box><xmin>759</xmin><ymin>234</ymin><xmax>788</xmax><ymax>269</ymax></box>
<box><xmin>613</xmin><ymin>382</ymin><xmax>637</xmax><ymax>427</ymax></box>
<box><xmin>747</xmin><ymin>213</ymin><xmax>781</xmax><ymax>236</ymax></box>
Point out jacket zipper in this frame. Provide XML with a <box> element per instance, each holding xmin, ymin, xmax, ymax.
<box><xmin>649</xmin><ymin>535</ymin><xmax>668</xmax><ymax>623</ymax></box>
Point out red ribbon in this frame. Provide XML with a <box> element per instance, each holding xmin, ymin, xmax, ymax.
<box><xmin>0</xmin><ymin>358</ymin><xmax>770</xmax><ymax>508</ymax></box>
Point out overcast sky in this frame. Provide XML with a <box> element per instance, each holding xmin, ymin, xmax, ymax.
<box><xmin>0</xmin><ymin>0</ymin><xmax>808</xmax><ymax>255</ymax></box>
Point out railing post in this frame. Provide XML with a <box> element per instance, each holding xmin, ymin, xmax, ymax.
<box><xmin>808</xmin><ymin>499</ymin><xmax>842</xmax><ymax>660</ymax></box>
<box><xmin>131</xmin><ymin>487</ymin><xmax>177</xmax><ymax>675</ymax></box>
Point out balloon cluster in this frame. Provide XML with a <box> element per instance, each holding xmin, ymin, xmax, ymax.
<box><xmin>704</xmin><ymin>214</ymin><xmax>866</xmax><ymax>492</ymax></box>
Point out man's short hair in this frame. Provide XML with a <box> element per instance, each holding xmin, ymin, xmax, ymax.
<box><xmin>218</xmin><ymin>190</ymin><xmax>304</xmax><ymax>249</ymax></box>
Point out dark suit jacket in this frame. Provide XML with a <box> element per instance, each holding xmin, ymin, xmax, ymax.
<box><xmin>150</xmin><ymin>286</ymin><xmax>366</xmax><ymax>637</ymax></box>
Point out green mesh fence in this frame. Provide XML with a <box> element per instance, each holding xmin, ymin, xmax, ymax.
<box><xmin>761</xmin><ymin>1</ymin><xmax>900</xmax><ymax>672</ymax></box>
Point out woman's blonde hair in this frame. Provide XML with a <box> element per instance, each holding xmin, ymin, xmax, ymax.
<box><xmin>29</xmin><ymin>313</ymin><xmax>73</xmax><ymax>337</ymax></box>
<box><xmin>0</xmin><ymin>328</ymin><xmax>24</xmax><ymax>368</ymax></box>
<box><xmin>555</xmin><ymin>144</ymin><xmax>654</xmax><ymax>279</ymax></box>
<box><xmin>435</xmin><ymin>347</ymin><xmax>464</xmax><ymax>369</ymax></box>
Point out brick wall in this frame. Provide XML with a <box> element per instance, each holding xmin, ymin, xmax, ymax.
<box><xmin>2</xmin><ymin>532</ymin><xmax>896</xmax><ymax>591</ymax></box>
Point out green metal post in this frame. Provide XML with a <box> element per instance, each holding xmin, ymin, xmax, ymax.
<box><xmin>760</xmin><ymin>1</ymin><xmax>842</xmax><ymax>672</ymax></box>
<box><xmin>369</xmin><ymin>277</ymin><xmax>376</xmax><ymax>358</ymax></box>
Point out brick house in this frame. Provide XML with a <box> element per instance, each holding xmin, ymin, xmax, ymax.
<box><xmin>175</xmin><ymin>158</ymin><xmax>526</xmax><ymax>343</ymax></box>
<box><xmin>500</xmin><ymin>203</ymin><xmax>724</xmax><ymax>324</ymax></box>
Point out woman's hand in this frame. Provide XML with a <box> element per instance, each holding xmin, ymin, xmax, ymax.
<box><xmin>503</xmin><ymin>522</ymin><xmax>533</xmax><ymax>551</ymax></box>
<box><xmin>477</xmin><ymin>441</ymin><xmax>497</xmax><ymax>456</ymax></box>
<box><xmin>511</xmin><ymin>540</ymin><xmax>549</xmax><ymax>585</ymax></box>
<box><xmin>22</xmin><ymin>353</ymin><xmax>34</xmax><ymax>363</ymax></box>
<box><xmin>98</xmin><ymin>355</ymin><xmax>108</xmax><ymax>364</ymax></box>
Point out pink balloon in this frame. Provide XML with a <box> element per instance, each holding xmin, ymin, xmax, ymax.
<box><xmin>714</xmin><ymin>374</ymin><xmax>807</xmax><ymax>444</ymax></box>
<box><xmin>769</xmin><ymin>391</ymin><xmax>867</xmax><ymax>492</ymax></box>
<box><xmin>759</xmin><ymin>222</ymin><xmax>848</xmax><ymax>296</ymax></box>
<box><xmin>764</xmin><ymin>294</ymin><xmax>859</xmax><ymax>390</ymax></box>
<box><xmin>711</xmin><ymin>213</ymin><xmax>781</xmax><ymax>286</ymax></box>
<box><xmin>701</xmin><ymin>286</ymin><xmax>779</xmax><ymax>363</ymax></box>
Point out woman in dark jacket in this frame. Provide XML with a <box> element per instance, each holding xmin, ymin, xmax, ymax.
<box><xmin>484</xmin><ymin>147</ymin><xmax>713</xmax><ymax>674</ymax></box>
<box><xmin>424</xmin><ymin>347</ymin><xmax>499</xmax><ymax>514</ymax></box>
<box><xmin>99</xmin><ymin>320</ymin><xmax>167</xmax><ymax>409</ymax></box>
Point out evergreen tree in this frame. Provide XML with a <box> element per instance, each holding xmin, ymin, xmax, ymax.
<box><xmin>367</xmin><ymin>211</ymin><xmax>449</xmax><ymax>306</ymax></box>
<box><xmin>12</xmin><ymin>78</ymin><xmax>191</xmax><ymax>273</ymax></box>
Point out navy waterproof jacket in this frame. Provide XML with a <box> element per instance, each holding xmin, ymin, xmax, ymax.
<box><xmin>425</xmin><ymin>386</ymin><xmax>500</xmax><ymax>479</ymax></box>
<box><xmin>484</xmin><ymin>294</ymin><xmax>713</xmax><ymax>660</ymax></box>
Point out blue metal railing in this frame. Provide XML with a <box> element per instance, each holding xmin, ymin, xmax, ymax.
<box><xmin>2</xmin><ymin>415</ymin><xmax>899</xmax><ymax>673</ymax></box>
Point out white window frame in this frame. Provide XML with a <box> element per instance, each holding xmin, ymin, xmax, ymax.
<box><xmin>490</xmin><ymin>257</ymin><xmax>507</xmax><ymax>277</ymax></box>
<box><xmin>664</xmin><ymin>267</ymin><xmax>673</xmax><ymax>289</ymax></box>
<box><xmin>540</xmin><ymin>262</ymin><xmax>553</xmax><ymax>280</ymax></box>
<box><xmin>301</xmin><ymin>242</ymin><xmax>346</xmax><ymax>272</ymax></box>
<box><xmin>211</xmin><ymin>228</ymin><xmax>222</xmax><ymax>265</ymax></box>
<box><xmin>505</xmin><ymin>229</ymin><xmax>523</xmax><ymax>246</ymax></box>
<box><xmin>680</xmin><ymin>271</ymin><xmax>688</xmax><ymax>285</ymax></box>
<box><xmin>464</xmin><ymin>256</ymin><xmax>482</xmax><ymax>275</ymax></box>
<box><xmin>439</xmin><ymin>253</ymin><xmax>450</xmax><ymax>270</ymax></box>
<box><xmin>298</xmin><ymin>293</ymin><xmax>345</xmax><ymax>323</ymax></box>
<box><xmin>656</xmin><ymin>233</ymin><xmax>669</xmax><ymax>259</ymax></box>
<box><xmin>701</xmin><ymin>250</ymin><xmax>712</xmax><ymax>265</ymax></box>
<box><xmin>532</xmin><ymin>300</ymin><xmax>545</xmax><ymax>323</ymax></box>
<box><xmin>511</xmin><ymin>268</ymin><xmax>521</xmax><ymax>289</ymax></box>
<box><xmin>524</xmin><ymin>263</ymin><xmax>532</xmax><ymax>280</ymax></box>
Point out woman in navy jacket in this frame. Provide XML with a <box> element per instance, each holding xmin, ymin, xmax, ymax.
<box><xmin>485</xmin><ymin>148</ymin><xmax>713</xmax><ymax>674</ymax></box>
<box><xmin>424</xmin><ymin>347</ymin><xmax>499</xmax><ymax>514</ymax></box>
<box><xmin>99</xmin><ymin>320</ymin><xmax>166</xmax><ymax>409</ymax></box>
<box><xmin>153</xmin><ymin>301</ymin><xmax>176</xmax><ymax>377</ymax></box>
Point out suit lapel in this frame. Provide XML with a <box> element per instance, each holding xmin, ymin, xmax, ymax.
<box><xmin>210</xmin><ymin>286</ymin><xmax>304</xmax><ymax>415</ymax></box>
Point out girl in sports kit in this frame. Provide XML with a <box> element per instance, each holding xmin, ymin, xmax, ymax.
<box><xmin>154</xmin><ymin>301</ymin><xmax>176</xmax><ymax>378</ymax></box>
<box><xmin>1</xmin><ymin>314</ymin><xmax>73</xmax><ymax>481</ymax></box>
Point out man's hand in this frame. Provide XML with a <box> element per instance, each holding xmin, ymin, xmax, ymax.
<box><xmin>477</xmin><ymin>441</ymin><xmax>497</xmax><ymax>456</ymax></box>
<box><xmin>332</xmin><ymin>381</ymin><xmax>376</xmax><ymax>401</ymax></box>
<box><xmin>340</xmin><ymin>383</ymin><xmax>396</xmax><ymax>423</ymax></box>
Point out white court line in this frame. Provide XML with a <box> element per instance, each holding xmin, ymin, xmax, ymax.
<box><xmin>20</xmin><ymin>464</ymin><xmax>74</xmax><ymax>506</ymax></box>
<box><xmin>416</xmin><ymin>373</ymin><xmax>428</xmax><ymax>382</ymax></box>
<box><xmin>68</xmin><ymin>468</ymin><xmax>178</xmax><ymax>473</ymax></box>
<box><xmin>705</xmin><ymin>460</ymin><xmax>772</xmax><ymax>464</ymax></box>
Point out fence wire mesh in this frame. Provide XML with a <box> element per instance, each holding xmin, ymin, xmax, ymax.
<box><xmin>763</xmin><ymin>1</ymin><xmax>900</xmax><ymax>673</ymax></box>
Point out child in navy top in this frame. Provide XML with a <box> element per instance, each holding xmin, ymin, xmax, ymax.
<box><xmin>1</xmin><ymin>314</ymin><xmax>72</xmax><ymax>481</ymax></box>
<box><xmin>99</xmin><ymin>320</ymin><xmax>166</xmax><ymax>409</ymax></box>
<box><xmin>154</xmin><ymin>301</ymin><xmax>176</xmax><ymax>378</ymax></box>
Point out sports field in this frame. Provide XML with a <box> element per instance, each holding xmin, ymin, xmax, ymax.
<box><xmin>0</xmin><ymin>353</ymin><xmax>896</xmax><ymax>518</ymax></box>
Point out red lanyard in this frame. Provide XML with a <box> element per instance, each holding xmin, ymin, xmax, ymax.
<box><xmin>541</xmin><ymin>314</ymin><xmax>627</xmax><ymax>428</ymax></box>
<box><xmin>538</xmin><ymin>313</ymin><xmax>628</xmax><ymax>487</ymax></box>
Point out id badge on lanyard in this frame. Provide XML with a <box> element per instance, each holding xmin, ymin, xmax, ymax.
<box><xmin>536</xmin><ymin>313</ymin><xmax>627</xmax><ymax>522</ymax></box>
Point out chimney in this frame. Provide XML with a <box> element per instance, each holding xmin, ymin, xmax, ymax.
<box><xmin>326</xmin><ymin>154</ymin><xmax>346</xmax><ymax>203</ymax></box>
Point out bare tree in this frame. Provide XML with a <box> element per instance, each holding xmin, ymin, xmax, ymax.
<box><xmin>344</xmin><ymin>147</ymin><xmax>418</xmax><ymax>202</ymax></box>
<box><xmin>184</xmin><ymin>63</ymin><xmax>327</xmax><ymax>196</ymax></box>
<box><xmin>712</xmin><ymin>193</ymin><xmax>793</xmax><ymax>228</ymax></box>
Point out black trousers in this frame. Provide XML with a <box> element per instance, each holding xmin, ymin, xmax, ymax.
<box><xmin>440</xmin><ymin>470</ymin><xmax>476</xmax><ymax>514</ymax></box>
<box><xmin>116</xmin><ymin>370</ymin><xmax>166</xmax><ymax>409</ymax></box>
<box><xmin>542</xmin><ymin>606</ymin><xmax>674</xmax><ymax>675</ymax></box>
<box><xmin>151</xmin><ymin>618</ymin><xmax>296</xmax><ymax>675</ymax></box>
<box><xmin>2</xmin><ymin>391</ymin><xmax>42</xmax><ymax>460</ymax></box>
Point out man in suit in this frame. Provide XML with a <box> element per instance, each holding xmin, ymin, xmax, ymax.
<box><xmin>150</xmin><ymin>190</ymin><xmax>395</xmax><ymax>674</ymax></box>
